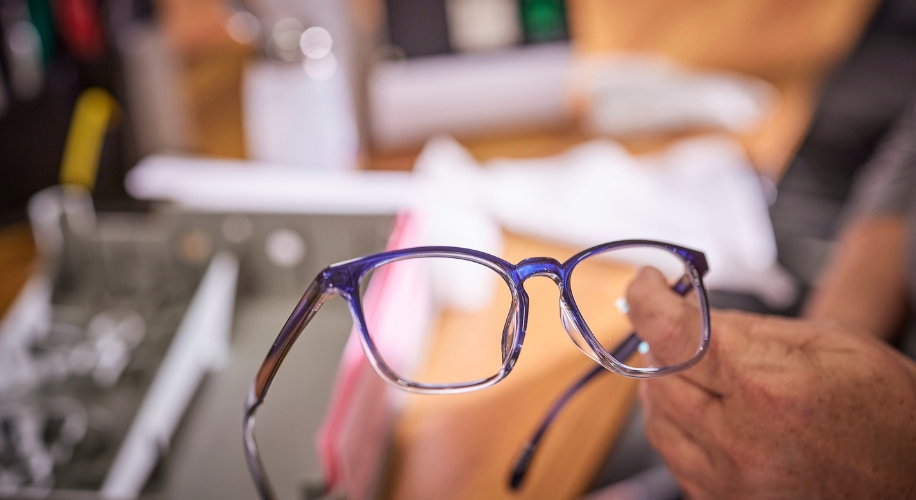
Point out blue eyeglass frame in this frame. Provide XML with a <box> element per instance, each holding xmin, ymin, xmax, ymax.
<box><xmin>244</xmin><ymin>239</ymin><xmax>710</xmax><ymax>500</ymax></box>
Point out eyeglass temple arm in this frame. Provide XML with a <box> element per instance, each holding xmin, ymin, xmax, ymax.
<box><xmin>508</xmin><ymin>335</ymin><xmax>642</xmax><ymax>489</ymax></box>
<box><xmin>244</xmin><ymin>279</ymin><xmax>330</xmax><ymax>500</ymax></box>
<box><xmin>508</xmin><ymin>275</ymin><xmax>694</xmax><ymax>490</ymax></box>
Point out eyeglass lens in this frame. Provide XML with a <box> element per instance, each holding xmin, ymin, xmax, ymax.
<box><xmin>568</xmin><ymin>246</ymin><xmax>703</xmax><ymax>370</ymax></box>
<box><xmin>359</xmin><ymin>257</ymin><xmax>515</xmax><ymax>386</ymax></box>
<box><xmin>358</xmin><ymin>246</ymin><xmax>702</xmax><ymax>387</ymax></box>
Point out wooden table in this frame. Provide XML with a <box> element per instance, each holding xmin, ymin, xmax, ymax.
<box><xmin>0</xmin><ymin>224</ymin><xmax>36</xmax><ymax>319</ymax></box>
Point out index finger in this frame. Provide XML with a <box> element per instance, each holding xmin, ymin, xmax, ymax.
<box><xmin>625</xmin><ymin>266</ymin><xmax>727</xmax><ymax>395</ymax></box>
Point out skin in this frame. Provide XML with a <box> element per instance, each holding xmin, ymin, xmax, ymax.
<box><xmin>628</xmin><ymin>265</ymin><xmax>916</xmax><ymax>499</ymax></box>
<box><xmin>805</xmin><ymin>215</ymin><xmax>909</xmax><ymax>341</ymax></box>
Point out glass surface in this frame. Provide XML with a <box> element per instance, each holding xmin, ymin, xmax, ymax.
<box><xmin>569</xmin><ymin>246</ymin><xmax>703</xmax><ymax>370</ymax></box>
<box><xmin>359</xmin><ymin>257</ymin><xmax>515</xmax><ymax>386</ymax></box>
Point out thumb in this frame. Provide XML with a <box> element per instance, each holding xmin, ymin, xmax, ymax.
<box><xmin>625</xmin><ymin>267</ymin><xmax>703</xmax><ymax>368</ymax></box>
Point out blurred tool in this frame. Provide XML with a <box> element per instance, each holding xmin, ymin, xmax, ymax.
<box><xmin>219</xmin><ymin>0</ymin><xmax>361</xmax><ymax>169</ymax></box>
<box><xmin>2</xmin><ymin>186</ymin><xmax>240</xmax><ymax>496</ymax></box>
<box><xmin>0</xmin><ymin>396</ymin><xmax>96</xmax><ymax>495</ymax></box>
<box><xmin>445</xmin><ymin>0</ymin><xmax>521</xmax><ymax>52</ymax></box>
<box><xmin>369</xmin><ymin>43</ymin><xmax>572</xmax><ymax>150</ymax></box>
<box><xmin>59</xmin><ymin>87</ymin><xmax>117</xmax><ymax>191</ymax></box>
<box><xmin>243</xmin><ymin>57</ymin><xmax>358</xmax><ymax>169</ymax></box>
<box><xmin>55</xmin><ymin>0</ymin><xmax>105</xmax><ymax>61</ymax></box>
<box><xmin>372</xmin><ymin>0</ymin><xmax>573</xmax><ymax>150</ymax></box>
<box><xmin>0</xmin><ymin>0</ymin><xmax>44</xmax><ymax>101</ymax></box>
<box><xmin>266</xmin><ymin>17</ymin><xmax>306</xmax><ymax>62</ymax></box>
<box><xmin>27</xmin><ymin>0</ymin><xmax>55</xmax><ymax>64</ymax></box>
<box><xmin>413</xmin><ymin>135</ymin><xmax>797</xmax><ymax>307</ymax></box>
<box><xmin>126</xmin><ymin>155</ymin><xmax>414</xmax><ymax>213</ymax></box>
<box><xmin>116</xmin><ymin>22</ymin><xmax>191</xmax><ymax>157</ymax></box>
<box><xmin>574</xmin><ymin>55</ymin><xmax>776</xmax><ymax>136</ymax></box>
<box><xmin>225</xmin><ymin>0</ymin><xmax>260</xmax><ymax>45</ymax></box>
<box><xmin>1</xmin><ymin>0</ymin><xmax>137</xmax><ymax>211</ymax></box>
<box><xmin>102</xmin><ymin>251</ymin><xmax>239</xmax><ymax>497</ymax></box>
<box><xmin>519</xmin><ymin>0</ymin><xmax>567</xmax><ymax>43</ymax></box>
<box><xmin>384</xmin><ymin>0</ymin><xmax>568</xmax><ymax>57</ymax></box>
<box><xmin>0</xmin><ymin>65</ymin><xmax>7</xmax><ymax>116</ymax></box>
<box><xmin>385</xmin><ymin>0</ymin><xmax>450</xmax><ymax>57</ymax></box>
<box><xmin>27</xmin><ymin>185</ymin><xmax>96</xmax><ymax>268</ymax></box>
<box><xmin>238</xmin><ymin>8</ymin><xmax>359</xmax><ymax>169</ymax></box>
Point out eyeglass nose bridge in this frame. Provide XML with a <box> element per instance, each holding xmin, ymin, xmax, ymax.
<box><xmin>515</xmin><ymin>256</ymin><xmax>564</xmax><ymax>284</ymax></box>
<box><xmin>514</xmin><ymin>256</ymin><xmax>608</xmax><ymax>365</ymax></box>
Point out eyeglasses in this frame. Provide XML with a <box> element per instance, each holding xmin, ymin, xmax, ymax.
<box><xmin>243</xmin><ymin>240</ymin><xmax>710</xmax><ymax>499</ymax></box>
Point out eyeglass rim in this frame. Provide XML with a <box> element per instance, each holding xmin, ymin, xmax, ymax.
<box><xmin>346</xmin><ymin>250</ymin><xmax>521</xmax><ymax>394</ymax></box>
<box><xmin>562</xmin><ymin>241</ymin><xmax>711</xmax><ymax>378</ymax></box>
<box><xmin>335</xmin><ymin>239</ymin><xmax>710</xmax><ymax>393</ymax></box>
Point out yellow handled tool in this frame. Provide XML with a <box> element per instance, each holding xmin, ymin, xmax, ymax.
<box><xmin>59</xmin><ymin>87</ymin><xmax>118</xmax><ymax>190</ymax></box>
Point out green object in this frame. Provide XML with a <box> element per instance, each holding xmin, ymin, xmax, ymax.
<box><xmin>520</xmin><ymin>0</ymin><xmax>568</xmax><ymax>43</ymax></box>
<box><xmin>27</xmin><ymin>0</ymin><xmax>56</xmax><ymax>64</ymax></box>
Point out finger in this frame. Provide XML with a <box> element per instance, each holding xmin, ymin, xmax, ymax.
<box><xmin>641</xmin><ymin>382</ymin><xmax>714</xmax><ymax>472</ymax></box>
<box><xmin>641</xmin><ymin>376</ymin><xmax>723</xmax><ymax>453</ymax></box>
<box><xmin>640</xmin><ymin>385</ymin><xmax>717</xmax><ymax>496</ymax></box>
<box><xmin>642</xmin><ymin>375</ymin><xmax>723</xmax><ymax>434</ymax></box>
<box><xmin>626</xmin><ymin>267</ymin><xmax>727</xmax><ymax>394</ymax></box>
<box><xmin>626</xmin><ymin>267</ymin><xmax>703</xmax><ymax>366</ymax></box>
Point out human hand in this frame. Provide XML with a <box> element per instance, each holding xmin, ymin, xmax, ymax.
<box><xmin>627</xmin><ymin>267</ymin><xmax>916</xmax><ymax>499</ymax></box>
